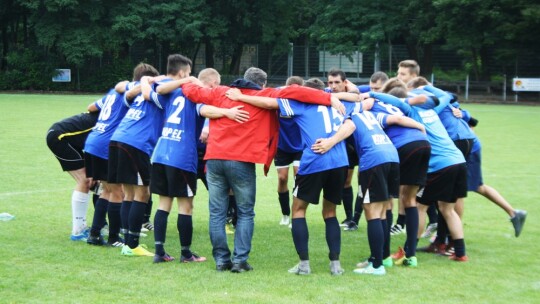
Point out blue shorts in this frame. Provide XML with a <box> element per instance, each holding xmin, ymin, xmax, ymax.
<box><xmin>467</xmin><ymin>148</ymin><xmax>483</xmax><ymax>191</ymax></box>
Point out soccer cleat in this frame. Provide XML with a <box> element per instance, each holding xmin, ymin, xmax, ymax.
<box><xmin>353</xmin><ymin>263</ymin><xmax>386</xmax><ymax>275</ymax></box>
<box><xmin>280</xmin><ymin>215</ymin><xmax>290</xmax><ymax>226</ymax></box>
<box><xmin>330</xmin><ymin>260</ymin><xmax>344</xmax><ymax>275</ymax></box>
<box><xmin>390</xmin><ymin>224</ymin><xmax>405</xmax><ymax>236</ymax></box>
<box><xmin>448</xmin><ymin>254</ymin><xmax>468</xmax><ymax>262</ymax></box>
<box><xmin>340</xmin><ymin>219</ymin><xmax>352</xmax><ymax>227</ymax></box>
<box><xmin>153</xmin><ymin>253</ymin><xmax>175</xmax><ymax>263</ymax></box>
<box><xmin>391</xmin><ymin>246</ymin><xmax>405</xmax><ymax>260</ymax></box>
<box><xmin>107</xmin><ymin>237</ymin><xmax>125</xmax><ymax>247</ymax></box>
<box><xmin>403</xmin><ymin>256</ymin><xmax>418</xmax><ymax>267</ymax></box>
<box><xmin>141</xmin><ymin>221</ymin><xmax>154</xmax><ymax>232</ymax></box>
<box><xmin>344</xmin><ymin>221</ymin><xmax>358</xmax><ymax>231</ymax></box>
<box><xmin>418</xmin><ymin>242</ymin><xmax>446</xmax><ymax>255</ymax></box>
<box><xmin>421</xmin><ymin>223</ymin><xmax>438</xmax><ymax>238</ymax></box>
<box><xmin>86</xmin><ymin>235</ymin><xmax>106</xmax><ymax>246</ymax></box>
<box><xmin>70</xmin><ymin>233</ymin><xmax>88</xmax><ymax>242</ymax></box>
<box><xmin>382</xmin><ymin>257</ymin><xmax>393</xmax><ymax>267</ymax></box>
<box><xmin>356</xmin><ymin>259</ymin><xmax>371</xmax><ymax>269</ymax></box>
<box><xmin>180</xmin><ymin>252</ymin><xmax>207</xmax><ymax>263</ymax></box>
<box><xmin>121</xmin><ymin>245</ymin><xmax>155</xmax><ymax>257</ymax></box>
<box><xmin>231</xmin><ymin>262</ymin><xmax>253</xmax><ymax>273</ymax></box>
<box><xmin>511</xmin><ymin>210</ymin><xmax>527</xmax><ymax>237</ymax></box>
<box><xmin>444</xmin><ymin>245</ymin><xmax>455</xmax><ymax>257</ymax></box>
<box><xmin>288</xmin><ymin>261</ymin><xmax>311</xmax><ymax>275</ymax></box>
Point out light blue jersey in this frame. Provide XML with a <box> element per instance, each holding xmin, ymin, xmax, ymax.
<box><xmin>84</xmin><ymin>88</ymin><xmax>130</xmax><ymax>159</ymax></box>
<box><xmin>149</xmin><ymin>79</ymin><xmax>203</xmax><ymax>173</ymax></box>
<box><xmin>370</xmin><ymin>92</ymin><xmax>465</xmax><ymax>173</ymax></box>
<box><xmin>349</xmin><ymin>111</ymin><xmax>399</xmax><ymax>171</ymax></box>
<box><xmin>422</xmin><ymin>85</ymin><xmax>476</xmax><ymax>141</ymax></box>
<box><xmin>278</xmin><ymin>98</ymin><xmax>348</xmax><ymax>175</ymax></box>
<box><xmin>110</xmin><ymin>81</ymin><xmax>164</xmax><ymax>156</ymax></box>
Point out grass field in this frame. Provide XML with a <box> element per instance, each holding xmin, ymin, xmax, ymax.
<box><xmin>0</xmin><ymin>93</ymin><xmax>539</xmax><ymax>303</ymax></box>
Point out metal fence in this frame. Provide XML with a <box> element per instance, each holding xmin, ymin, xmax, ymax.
<box><xmin>173</xmin><ymin>43</ymin><xmax>540</xmax><ymax>102</ymax></box>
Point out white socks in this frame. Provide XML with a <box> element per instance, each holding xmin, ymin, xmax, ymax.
<box><xmin>71</xmin><ymin>190</ymin><xmax>89</xmax><ymax>234</ymax></box>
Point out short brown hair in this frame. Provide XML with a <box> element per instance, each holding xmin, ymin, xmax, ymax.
<box><xmin>370</xmin><ymin>71</ymin><xmax>389</xmax><ymax>84</ymax></box>
<box><xmin>388</xmin><ymin>87</ymin><xmax>408</xmax><ymax>98</ymax></box>
<box><xmin>407</xmin><ymin>76</ymin><xmax>430</xmax><ymax>89</ymax></box>
<box><xmin>286</xmin><ymin>76</ymin><xmax>304</xmax><ymax>86</ymax></box>
<box><xmin>398</xmin><ymin>60</ymin><xmax>420</xmax><ymax>76</ymax></box>
<box><xmin>381</xmin><ymin>77</ymin><xmax>406</xmax><ymax>93</ymax></box>
<box><xmin>304</xmin><ymin>78</ymin><xmax>325</xmax><ymax>90</ymax></box>
<box><xmin>132</xmin><ymin>63</ymin><xmax>159</xmax><ymax>81</ymax></box>
<box><xmin>167</xmin><ymin>54</ymin><xmax>192</xmax><ymax>75</ymax></box>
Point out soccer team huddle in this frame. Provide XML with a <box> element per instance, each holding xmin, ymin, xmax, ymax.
<box><xmin>46</xmin><ymin>55</ymin><xmax>527</xmax><ymax>276</ymax></box>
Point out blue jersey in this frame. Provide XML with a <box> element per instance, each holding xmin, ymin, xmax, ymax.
<box><xmin>421</xmin><ymin>86</ymin><xmax>476</xmax><ymax>141</ymax></box>
<box><xmin>110</xmin><ymin>81</ymin><xmax>164</xmax><ymax>156</ymax></box>
<box><xmin>349</xmin><ymin>111</ymin><xmax>399</xmax><ymax>171</ymax></box>
<box><xmin>459</xmin><ymin>108</ymin><xmax>481</xmax><ymax>153</ymax></box>
<box><xmin>357</xmin><ymin>85</ymin><xmax>371</xmax><ymax>93</ymax></box>
<box><xmin>149</xmin><ymin>79</ymin><xmax>204</xmax><ymax>173</ymax></box>
<box><xmin>84</xmin><ymin>88</ymin><xmax>130</xmax><ymax>159</ymax></box>
<box><xmin>370</xmin><ymin>92</ymin><xmax>465</xmax><ymax>173</ymax></box>
<box><xmin>369</xmin><ymin>101</ymin><xmax>427</xmax><ymax>148</ymax></box>
<box><xmin>278</xmin><ymin>98</ymin><xmax>348</xmax><ymax>175</ymax></box>
<box><xmin>278</xmin><ymin>116</ymin><xmax>303</xmax><ymax>153</ymax></box>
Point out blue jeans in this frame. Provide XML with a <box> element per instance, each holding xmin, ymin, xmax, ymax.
<box><xmin>206</xmin><ymin>160</ymin><xmax>256</xmax><ymax>265</ymax></box>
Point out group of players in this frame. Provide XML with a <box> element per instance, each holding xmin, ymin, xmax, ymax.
<box><xmin>46</xmin><ymin>55</ymin><xmax>527</xmax><ymax>276</ymax></box>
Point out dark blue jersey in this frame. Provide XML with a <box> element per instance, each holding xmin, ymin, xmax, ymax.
<box><xmin>278</xmin><ymin>116</ymin><xmax>303</xmax><ymax>153</ymax></box>
<box><xmin>278</xmin><ymin>98</ymin><xmax>348</xmax><ymax>175</ymax></box>
<box><xmin>370</xmin><ymin>101</ymin><xmax>427</xmax><ymax>149</ymax></box>
<box><xmin>84</xmin><ymin>88</ymin><xmax>130</xmax><ymax>159</ymax></box>
<box><xmin>110</xmin><ymin>81</ymin><xmax>164</xmax><ymax>156</ymax></box>
<box><xmin>349</xmin><ymin>111</ymin><xmax>399</xmax><ymax>171</ymax></box>
<box><xmin>149</xmin><ymin>79</ymin><xmax>204</xmax><ymax>173</ymax></box>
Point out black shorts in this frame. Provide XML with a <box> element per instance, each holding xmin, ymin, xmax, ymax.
<box><xmin>345</xmin><ymin>138</ymin><xmax>359</xmax><ymax>169</ymax></box>
<box><xmin>274</xmin><ymin>148</ymin><xmax>302</xmax><ymax>168</ymax></box>
<box><xmin>151</xmin><ymin>163</ymin><xmax>197</xmax><ymax>197</ymax></box>
<box><xmin>84</xmin><ymin>152</ymin><xmax>109</xmax><ymax>181</ymax></box>
<box><xmin>417</xmin><ymin>163</ymin><xmax>468</xmax><ymax>205</ymax></box>
<box><xmin>46</xmin><ymin>129</ymin><xmax>85</xmax><ymax>171</ymax></box>
<box><xmin>454</xmin><ymin>139</ymin><xmax>474</xmax><ymax>159</ymax></box>
<box><xmin>108</xmin><ymin>141</ymin><xmax>151</xmax><ymax>186</ymax></box>
<box><xmin>293</xmin><ymin>166</ymin><xmax>347</xmax><ymax>205</ymax></box>
<box><xmin>397</xmin><ymin>140</ymin><xmax>431</xmax><ymax>186</ymax></box>
<box><xmin>197</xmin><ymin>148</ymin><xmax>207</xmax><ymax>180</ymax></box>
<box><xmin>358</xmin><ymin>163</ymin><xmax>400</xmax><ymax>204</ymax></box>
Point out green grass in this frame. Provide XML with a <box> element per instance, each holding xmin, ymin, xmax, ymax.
<box><xmin>0</xmin><ymin>94</ymin><xmax>539</xmax><ymax>303</ymax></box>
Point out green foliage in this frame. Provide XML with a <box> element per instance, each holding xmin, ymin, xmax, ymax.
<box><xmin>0</xmin><ymin>48</ymin><xmax>56</xmax><ymax>90</ymax></box>
<box><xmin>2</xmin><ymin>0</ymin><xmax>540</xmax><ymax>89</ymax></box>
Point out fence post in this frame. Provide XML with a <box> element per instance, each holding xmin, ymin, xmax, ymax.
<box><xmin>287</xmin><ymin>43</ymin><xmax>293</xmax><ymax>77</ymax></box>
<box><xmin>431</xmin><ymin>73</ymin><xmax>434</xmax><ymax>85</ymax></box>
<box><xmin>305</xmin><ymin>43</ymin><xmax>309</xmax><ymax>78</ymax></box>
<box><xmin>374</xmin><ymin>43</ymin><xmax>380</xmax><ymax>72</ymax></box>
<box><xmin>503</xmin><ymin>74</ymin><xmax>507</xmax><ymax>102</ymax></box>
<box><xmin>465</xmin><ymin>74</ymin><xmax>469</xmax><ymax>101</ymax></box>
